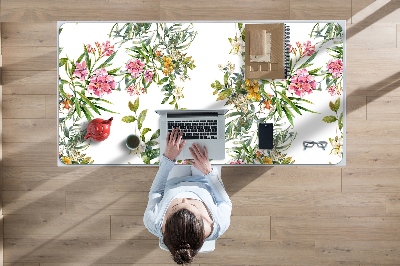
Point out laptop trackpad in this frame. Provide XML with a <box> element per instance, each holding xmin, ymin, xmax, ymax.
<box><xmin>182</xmin><ymin>148</ymin><xmax>193</xmax><ymax>159</ymax></box>
<box><xmin>182</xmin><ymin>140</ymin><xmax>211</xmax><ymax>159</ymax></box>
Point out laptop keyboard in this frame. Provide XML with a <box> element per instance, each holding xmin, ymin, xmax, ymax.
<box><xmin>168</xmin><ymin>120</ymin><xmax>218</xmax><ymax>139</ymax></box>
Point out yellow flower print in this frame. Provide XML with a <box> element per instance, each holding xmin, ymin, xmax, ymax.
<box><xmin>61</xmin><ymin>156</ymin><xmax>72</xmax><ymax>164</ymax></box>
<box><xmin>263</xmin><ymin>157</ymin><xmax>273</xmax><ymax>164</ymax></box>
<box><xmin>162</xmin><ymin>56</ymin><xmax>173</xmax><ymax>76</ymax></box>
<box><xmin>245</xmin><ymin>79</ymin><xmax>261</xmax><ymax>101</ymax></box>
<box><xmin>163</xmin><ymin>56</ymin><xmax>172</xmax><ymax>66</ymax></box>
<box><xmin>247</xmin><ymin>91</ymin><xmax>261</xmax><ymax>101</ymax></box>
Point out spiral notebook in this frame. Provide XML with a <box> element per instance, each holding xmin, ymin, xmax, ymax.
<box><xmin>245</xmin><ymin>23</ymin><xmax>290</xmax><ymax>79</ymax></box>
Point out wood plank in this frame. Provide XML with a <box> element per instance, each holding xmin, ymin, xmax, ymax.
<box><xmin>223</xmin><ymin>166</ymin><xmax>341</xmax><ymax>194</ymax></box>
<box><xmin>2</xmin><ymin>95</ymin><xmax>46</xmax><ymax>119</ymax></box>
<box><xmin>346</xmin><ymin>143</ymin><xmax>400</xmax><ymax>168</ymax></box>
<box><xmin>0</xmin><ymin>216</ymin><xmax>3</xmax><ymax>266</ymax></box>
<box><xmin>198</xmin><ymin>239</ymin><xmax>316</xmax><ymax>265</ymax></box>
<box><xmin>2</xmin><ymin>142</ymin><xmax>57</xmax><ymax>167</ymax></box>
<box><xmin>367</xmin><ymin>96</ymin><xmax>400</xmax><ymax>120</ymax></box>
<box><xmin>111</xmin><ymin>216</ymin><xmax>154</xmax><ymax>240</ymax></box>
<box><xmin>1</xmin><ymin>22</ymin><xmax>56</xmax><ymax>46</ymax></box>
<box><xmin>4</xmin><ymin>214</ymin><xmax>110</xmax><ymax>240</ymax></box>
<box><xmin>0</xmin><ymin>20</ymin><xmax>2</xmax><ymax>54</ymax></box>
<box><xmin>0</xmin><ymin>64</ymin><xmax>2</xmax><ymax>266</ymax></box>
<box><xmin>46</xmin><ymin>95</ymin><xmax>56</xmax><ymax>119</ymax></box>
<box><xmin>2</xmin><ymin>191</ymin><xmax>65</xmax><ymax>215</ymax></box>
<box><xmin>4</xmin><ymin>238</ymin><xmax>315</xmax><ymax>265</ymax></box>
<box><xmin>1</xmin><ymin>46</ymin><xmax>56</xmax><ymax>72</ymax></box>
<box><xmin>343</xmin><ymin>168</ymin><xmax>400</xmax><ymax>193</ymax></box>
<box><xmin>3</xmin><ymin>239</ymin><xmax>167</xmax><ymax>264</ymax></box>
<box><xmin>2</xmin><ymin>167</ymin><xmax>112</xmax><ymax>192</ymax></box>
<box><xmin>0</xmin><ymin>0</ymin><xmax>160</xmax><ymax>22</ymax></box>
<box><xmin>346</xmin><ymin>120</ymin><xmax>400</xmax><ymax>144</ymax></box>
<box><xmin>351</xmin><ymin>0</ymin><xmax>375</xmax><ymax>24</ymax></box>
<box><xmin>2</xmin><ymin>50</ymin><xmax>57</xmax><ymax>71</ymax></box>
<box><xmin>316</xmin><ymin>240</ymin><xmax>400</xmax><ymax>264</ymax></box>
<box><xmin>347</xmin><ymin>23</ymin><xmax>396</xmax><ymax>48</ymax></box>
<box><xmin>351</xmin><ymin>0</ymin><xmax>400</xmax><ymax>25</ymax></box>
<box><xmin>359</xmin><ymin>264</ymin><xmax>400</xmax><ymax>266</ymax></box>
<box><xmin>0</xmin><ymin>83</ymin><xmax>3</xmax><ymax>266</ymax></box>
<box><xmin>110</xmin><ymin>168</ymin><xmax>157</xmax><ymax>192</ymax></box>
<box><xmin>221</xmin><ymin>216</ymin><xmax>270</xmax><ymax>240</ymax></box>
<box><xmin>2</xmin><ymin>166</ymin><xmax>156</xmax><ymax>192</ymax></box>
<box><xmin>1</xmin><ymin>70</ymin><xmax>56</xmax><ymax>95</ymax></box>
<box><xmin>290</xmin><ymin>0</ymin><xmax>351</xmax><ymax>19</ymax></box>
<box><xmin>386</xmin><ymin>194</ymin><xmax>400</xmax><ymax>216</ymax></box>
<box><xmin>231</xmin><ymin>192</ymin><xmax>386</xmax><ymax>217</ymax></box>
<box><xmin>346</xmin><ymin>95</ymin><xmax>366</xmax><ymax>120</ymax></box>
<box><xmin>4</xmin><ymin>263</ymin><xmax>39</xmax><ymax>266</ymax></box>
<box><xmin>2</xmin><ymin>46</ymin><xmax>56</xmax><ymax>58</ymax></box>
<box><xmin>398</xmin><ymin>23</ymin><xmax>400</xmax><ymax>48</ymax></box>
<box><xmin>2</xmin><ymin>119</ymin><xmax>56</xmax><ymax>143</ymax></box>
<box><xmin>3</xmin><ymin>81</ymin><xmax>54</xmax><ymax>98</ymax></box>
<box><xmin>41</xmin><ymin>264</ymin><xmax>197</xmax><ymax>266</ymax></box>
<box><xmin>272</xmin><ymin>216</ymin><xmax>400</xmax><ymax>241</ymax></box>
<box><xmin>160</xmin><ymin>0</ymin><xmax>290</xmax><ymax>20</ymax></box>
<box><xmin>346</xmin><ymin>48</ymin><xmax>400</xmax><ymax>97</ymax></box>
<box><xmin>66</xmin><ymin>191</ymin><xmax>148</xmax><ymax>216</ymax></box>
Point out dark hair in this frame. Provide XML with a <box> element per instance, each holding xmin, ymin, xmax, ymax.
<box><xmin>163</xmin><ymin>208</ymin><xmax>206</xmax><ymax>264</ymax></box>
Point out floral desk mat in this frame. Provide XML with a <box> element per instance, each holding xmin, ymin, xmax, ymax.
<box><xmin>58</xmin><ymin>21</ymin><xmax>345</xmax><ymax>165</ymax></box>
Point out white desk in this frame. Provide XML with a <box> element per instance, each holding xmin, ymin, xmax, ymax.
<box><xmin>58</xmin><ymin>21</ymin><xmax>346</xmax><ymax>165</ymax></box>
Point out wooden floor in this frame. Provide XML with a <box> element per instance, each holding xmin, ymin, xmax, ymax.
<box><xmin>1</xmin><ymin>0</ymin><xmax>400</xmax><ymax>265</ymax></box>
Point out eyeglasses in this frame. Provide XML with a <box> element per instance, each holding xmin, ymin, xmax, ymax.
<box><xmin>303</xmin><ymin>140</ymin><xmax>328</xmax><ymax>150</ymax></box>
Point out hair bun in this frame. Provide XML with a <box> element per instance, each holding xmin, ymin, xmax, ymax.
<box><xmin>179</xmin><ymin>242</ymin><xmax>191</xmax><ymax>250</ymax></box>
<box><xmin>174</xmin><ymin>247</ymin><xmax>193</xmax><ymax>264</ymax></box>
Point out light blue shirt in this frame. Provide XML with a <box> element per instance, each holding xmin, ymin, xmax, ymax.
<box><xmin>144</xmin><ymin>155</ymin><xmax>232</xmax><ymax>241</ymax></box>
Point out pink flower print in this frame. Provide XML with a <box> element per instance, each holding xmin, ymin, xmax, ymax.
<box><xmin>126</xmin><ymin>85</ymin><xmax>145</xmax><ymax>96</ymax></box>
<box><xmin>328</xmin><ymin>85</ymin><xmax>342</xmax><ymax>96</ymax></box>
<box><xmin>101</xmin><ymin>40</ymin><xmax>114</xmax><ymax>56</ymax></box>
<box><xmin>229</xmin><ymin>159</ymin><xmax>244</xmax><ymax>164</ymax></box>
<box><xmin>289</xmin><ymin>44</ymin><xmax>297</xmax><ymax>54</ymax></box>
<box><xmin>87</xmin><ymin>68</ymin><xmax>116</xmax><ymax>97</ymax></box>
<box><xmin>144</xmin><ymin>69</ymin><xmax>154</xmax><ymax>83</ymax></box>
<box><xmin>327</xmin><ymin>58</ymin><xmax>343</xmax><ymax>78</ymax></box>
<box><xmin>328</xmin><ymin>85</ymin><xmax>336</xmax><ymax>96</ymax></box>
<box><xmin>73</xmin><ymin>61</ymin><xmax>88</xmax><ymax>81</ymax></box>
<box><xmin>126</xmin><ymin>59</ymin><xmax>145</xmax><ymax>78</ymax></box>
<box><xmin>126</xmin><ymin>85</ymin><xmax>136</xmax><ymax>96</ymax></box>
<box><xmin>86</xmin><ymin>44</ymin><xmax>96</xmax><ymax>54</ymax></box>
<box><xmin>288</xmin><ymin>68</ymin><xmax>317</xmax><ymax>98</ymax></box>
<box><xmin>302</xmin><ymin>40</ymin><xmax>315</xmax><ymax>56</ymax></box>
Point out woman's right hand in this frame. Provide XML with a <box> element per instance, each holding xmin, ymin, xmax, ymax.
<box><xmin>164</xmin><ymin>127</ymin><xmax>186</xmax><ymax>161</ymax></box>
<box><xmin>188</xmin><ymin>143</ymin><xmax>212</xmax><ymax>175</ymax></box>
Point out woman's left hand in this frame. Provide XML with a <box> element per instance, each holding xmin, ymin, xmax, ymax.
<box><xmin>164</xmin><ymin>127</ymin><xmax>186</xmax><ymax>161</ymax></box>
<box><xmin>188</xmin><ymin>143</ymin><xmax>212</xmax><ymax>175</ymax></box>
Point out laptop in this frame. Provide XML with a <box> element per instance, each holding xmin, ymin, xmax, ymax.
<box><xmin>155</xmin><ymin>109</ymin><xmax>228</xmax><ymax>160</ymax></box>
